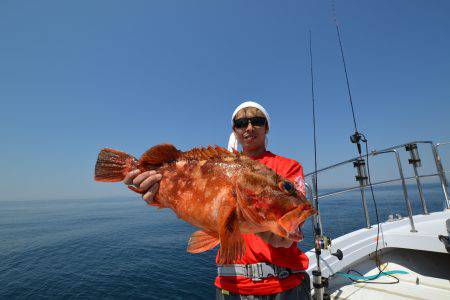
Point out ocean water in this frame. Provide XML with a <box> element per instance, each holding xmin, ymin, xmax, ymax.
<box><xmin>0</xmin><ymin>184</ymin><xmax>447</xmax><ymax>299</ymax></box>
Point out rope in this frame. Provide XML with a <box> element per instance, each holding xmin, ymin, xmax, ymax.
<box><xmin>335</xmin><ymin>270</ymin><xmax>408</xmax><ymax>281</ymax></box>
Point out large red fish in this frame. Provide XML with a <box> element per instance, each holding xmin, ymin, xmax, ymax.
<box><xmin>94</xmin><ymin>144</ymin><xmax>316</xmax><ymax>264</ymax></box>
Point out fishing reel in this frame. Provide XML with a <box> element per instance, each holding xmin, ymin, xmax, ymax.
<box><xmin>315</xmin><ymin>235</ymin><xmax>331</xmax><ymax>250</ymax></box>
<box><xmin>315</xmin><ymin>235</ymin><xmax>343</xmax><ymax>260</ymax></box>
<box><xmin>350</xmin><ymin>131</ymin><xmax>367</xmax><ymax>156</ymax></box>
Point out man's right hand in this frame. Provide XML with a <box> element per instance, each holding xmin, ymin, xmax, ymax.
<box><xmin>123</xmin><ymin>170</ymin><xmax>162</xmax><ymax>203</ymax></box>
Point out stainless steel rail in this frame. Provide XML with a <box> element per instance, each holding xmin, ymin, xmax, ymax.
<box><xmin>305</xmin><ymin>156</ymin><xmax>371</xmax><ymax>228</ymax></box>
<box><xmin>369</xmin><ymin>140</ymin><xmax>448</xmax><ymax>209</ymax></box>
<box><xmin>315</xmin><ymin>173</ymin><xmax>441</xmax><ymax>200</ymax></box>
<box><xmin>436</xmin><ymin>142</ymin><xmax>450</xmax><ymax>208</ymax></box>
<box><xmin>372</xmin><ymin>149</ymin><xmax>416</xmax><ymax>232</ymax></box>
<box><xmin>304</xmin><ymin>140</ymin><xmax>450</xmax><ymax>233</ymax></box>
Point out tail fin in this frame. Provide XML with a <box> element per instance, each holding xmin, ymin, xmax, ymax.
<box><xmin>94</xmin><ymin>148</ymin><xmax>138</xmax><ymax>182</ymax></box>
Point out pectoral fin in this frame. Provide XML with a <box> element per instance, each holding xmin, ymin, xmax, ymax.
<box><xmin>235</xmin><ymin>185</ymin><xmax>263</xmax><ymax>226</ymax></box>
<box><xmin>187</xmin><ymin>230</ymin><xmax>219</xmax><ymax>253</ymax></box>
<box><xmin>217</xmin><ymin>206</ymin><xmax>245</xmax><ymax>264</ymax></box>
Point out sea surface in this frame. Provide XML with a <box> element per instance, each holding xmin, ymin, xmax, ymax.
<box><xmin>1</xmin><ymin>183</ymin><xmax>447</xmax><ymax>299</ymax></box>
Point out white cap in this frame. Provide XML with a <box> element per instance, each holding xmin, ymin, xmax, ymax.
<box><xmin>227</xmin><ymin>101</ymin><xmax>270</xmax><ymax>151</ymax></box>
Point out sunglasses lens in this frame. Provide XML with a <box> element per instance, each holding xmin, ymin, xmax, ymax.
<box><xmin>234</xmin><ymin>118</ymin><xmax>249</xmax><ymax>128</ymax></box>
<box><xmin>234</xmin><ymin>117</ymin><xmax>267</xmax><ymax>129</ymax></box>
<box><xmin>251</xmin><ymin>117</ymin><xmax>266</xmax><ymax>127</ymax></box>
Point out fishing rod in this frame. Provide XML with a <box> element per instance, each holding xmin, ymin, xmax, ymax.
<box><xmin>331</xmin><ymin>0</ymin><xmax>399</xmax><ymax>285</ymax></box>
<box><xmin>331</xmin><ymin>0</ymin><xmax>371</xmax><ymax>229</ymax></box>
<box><xmin>331</xmin><ymin>0</ymin><xmax>364</xmax><ymax>155</ymax></box>
<box><xmin>308</xmin><ymin>30</ymin><xmax>324</xmax><ymax>300</ymax></box>
<box><xmin>308</xmin><ymin>30</ymin><xmax>337</xmax><ymax>300</ymax></box>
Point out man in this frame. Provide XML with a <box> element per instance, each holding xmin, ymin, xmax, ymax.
<box><xmin>123</xmin><ymin>101</ymin><xmax>311</xmax><ymax>299</ymax></box>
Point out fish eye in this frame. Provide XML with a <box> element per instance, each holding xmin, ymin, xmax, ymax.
<box><xmin>278</xmin><ymin>180</ymin><xmax>296</xmax><ymax>196</ymax></box>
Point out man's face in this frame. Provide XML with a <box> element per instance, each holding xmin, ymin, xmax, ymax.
<box><xmin>233</xmin><ymin>108</ymin><xmax>268</xmax><ymax>152</ymax></box>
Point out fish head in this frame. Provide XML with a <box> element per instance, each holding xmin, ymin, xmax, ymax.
<box><xmin>235</xmin><ymin>164</ymin><xmax>316</xmax><ymax>241</ymax></box>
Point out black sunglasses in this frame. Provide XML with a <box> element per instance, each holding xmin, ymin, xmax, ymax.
<box><xmin>233</xmin><ymin>117</ymin><xmax>267</xmax><ymax>129</ymax></box>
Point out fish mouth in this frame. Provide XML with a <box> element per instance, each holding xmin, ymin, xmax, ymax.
<box><xmin>287</xmin><ymin>227</ymin><xmax>304</xmax><ymax>242</ymax></box>
<box><xmin>277</xmin><ymin>205</ymin><xmax>316</xmax><ymax>240</ymax></box>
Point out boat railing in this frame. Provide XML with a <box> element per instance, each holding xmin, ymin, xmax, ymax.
<box><xmin>303</xmin><ymin>140</ymin><xmax>450</xmax><ymax>233</ymax></box>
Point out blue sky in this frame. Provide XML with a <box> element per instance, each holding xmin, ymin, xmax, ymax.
<box><xmin>1</xmin><ymin>0</ymin><xmax>449</xmax><ymax>201</ymax></box>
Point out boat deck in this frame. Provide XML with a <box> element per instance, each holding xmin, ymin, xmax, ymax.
<box><xmin>328</xmin><ymin>248</ymin><xmax>450</xmax><ymax>299</ymax></box>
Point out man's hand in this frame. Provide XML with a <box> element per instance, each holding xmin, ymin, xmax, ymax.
<box><xmin>256</xmin><ymin>232</ymin><xmax>294</xmax><ymax>248</ymax></box>
<box><xmin>123</xmin><ymin>169</ymin><xmax>162</xmax><ymax>203</ymax></box>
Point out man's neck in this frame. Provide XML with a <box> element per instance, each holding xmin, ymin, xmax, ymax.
<box><xmin>243</xmin><ymin>147</ymin><xmax>267</xmax><ymax>158</ymax></box>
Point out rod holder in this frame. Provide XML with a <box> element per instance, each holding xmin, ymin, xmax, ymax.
<box><xmin>405</xmin><ymin>144</ymin><xmax>428</xmax><ymax>214</ymax></box>
<box><xmin>312</xmin><ymin>270</ymin><xmax>329</xmax><ymax>300</ymax></box>
<box><xmin>353</xmin><ymin>158</ymin><xmax>370</xmax><ymax>228</ymax></box>
<box><xmin>406</xmin><ymin>143</ymin><xmax>422</xmax><ymax>167</ymax></box>
<box><xmin>434</xmin><ymin>143</ymin><xmax>450</xmax><ymax>209</ymax></box>
<box><xmin>353</xmin><ymin>158</ymin><xmax>369</xmax><ymax>185</ymax></box>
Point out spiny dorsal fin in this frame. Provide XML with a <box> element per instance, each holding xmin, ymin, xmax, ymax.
<box><xmin>182</xmin><ymin>145</ymin><xmax>237</xmax><ymax>160</ymax></box>
<box><xmin>139</xmin><ymin>144</ymin><xmax>181</xmax><ymax>166</ymax></box>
